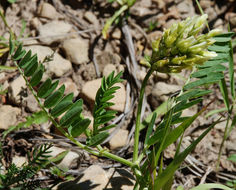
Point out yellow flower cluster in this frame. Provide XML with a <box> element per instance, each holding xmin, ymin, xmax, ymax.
<box><xmin>144</xmin><ymin>14</ymin><xmax>222</xmax><ymax>73</ymax></box>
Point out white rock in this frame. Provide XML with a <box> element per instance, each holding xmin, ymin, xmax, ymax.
<box><xmin>25</xmin><ymin>93</ymin><xmax>40</xmax><ymax>112</ymax></box>
<box><xmin>24</xmin><ymin>45</ymin><xmax>72</xmax><ymax>79</ymax></box>
<box><xmin>47</xmin><ymin>146</ymin><xmax>79</xmax><ymax>169</ymax></box>
<box><xmin>38</xmin><ymin>21</ymin><xmax>72</xmax><ymax>44</ymax></box>
<box><xmin>59</xmin><ymin>78</ymin><xmax>79</xmax><ymax>97</ymax></box>
<box><xmin>78</xmin><ymin>165</ymin><xmax>109</xmax><ymax>190</ymax></box>
<box><xmin>102</xmin><ymin>64</ymin><xmax>117</xmax><ymax>77</ymax></box>
<box><xmin>152</xmin><ymin>82</ymin><xmax>181</xmax><ymax>102</ymax></box>
<box><xmin>112</xmin><ymin>28</ymin><xmax>122</xmax><ymax>39</ymax></box>
<box><xmin>106</xmin><ymin>168</ymin><xmax>135</xmax><ymax>189</ymax></box>
<box><xmin>39</xmin><ymin>3</ymin><xmax>58</xmax><ymax>19</ymax></box>
<box><xmin>109</xmin><ymin>129</ymin><xmax>128</xmax><ymax>150</ymax></box>
<box><xmin>81</xmin><ymin>78</ymin><xmax>126</xmax><ymax>112</ymax></box>
<box><xmin>12</xmin><ymin>156</ymin><xmax>27</xmax><ymax>167</ymax></box>
<box><xmin>62</xmin><ymin>38</ymin><xmax>89</xmax><ymax>65</ymax></box>
<box><xmin>84</xmin><ymin>11</ymin><xmax>99</xmax><ymax>26</ymax></box>
<box><xmin>0</xmin><ymin>105</ymin><xmax>21</xmax><ymax>130</ymax></box>
<box><xmin>8</xmin><ymin>75</ymin><xmax>26</xmax><ymax>104</ymax></box>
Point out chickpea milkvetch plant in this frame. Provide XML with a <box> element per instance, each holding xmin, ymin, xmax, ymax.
<box><xmin>5</xmin><ymin>13</ymin><xmax>234</xmax><ymax>190</ymax></box>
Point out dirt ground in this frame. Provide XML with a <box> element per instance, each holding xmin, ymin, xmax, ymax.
<box><xmin>0</xmin><ymin>0</ymin><xmax>235</xmax><ymax>189</ymax></box>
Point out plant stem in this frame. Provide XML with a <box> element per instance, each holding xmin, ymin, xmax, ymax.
<box><xmin>216</xmin><ymin>108</ymin><xmax>231</xmax><ymax>171</ymax></box>
<box><xmin>133</xmin><ymin>68</ymin><xmax>153</xmax><ymax>162</ymax></box>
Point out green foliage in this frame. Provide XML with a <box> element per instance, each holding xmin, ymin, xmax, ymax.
<box><xmin>0</xmin><ymin>144</ymin><xmax>52</xmax><ymax>189</ymax></box>
<box><xmin>2</xmin><ymin>111</ymin><xmax>49</xmax><ymax>138</ymax></box>
<box><xmin>5</xmin><ymin>12</ymin><xmax>235</xmax><ymax>190</ymax></box>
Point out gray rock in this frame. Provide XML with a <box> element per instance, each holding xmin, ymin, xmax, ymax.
<box><xmin>47</xmin><ymin>146</ymin><xmax>80</xmax><ymax>169</ymax></box>
<box><xmin>38</xmin><ymin>21</ymin><xmax>72</xmax><ymax>44</ymax></box>
<box><xmin>109</xmin><ymin>129</ymin><xmax>129</xmax><ymax>150</ymax></box>
<box><xmin>102</xmin><ymin>64</ymin><xmax>117</xmax><ymax>77</ymax></box>
<box><xmin>39</xmin><ymin>2</ymin><xmax>58</xmax><ymax>19</ymax></box>
<box><xmin>62</xmin><ymin>38</ymin><xmax>89</xmax><ymax>65</ymax></box>
<box><xmin>78</xmin><ymin>165</ymin><xmax>109</xmax><ymax>190</ymax></box>
<box><xmin>59</xmin><ymin>78</ymin><xmax>79</xmax><ymax>97</ymax></box>
<box><xmin>81</xmin><ymin>78</ymin><xmax>126</xmax><ymax>112</ymax></box>
<box><xmin>8</xmin><ymin>75</ymin><xmax>26</xmax><ymax>104</ymax></box>
<box><xmin>84</xmin><ymin>11</ymin><xmax>99</xmax><ymax>27</ymax></box>
<box><xmin>24</xmin><ymin>93</ymin><xmax>40</xmax><ymax>112</ymax></box>
<box><xmin>107</xmin><ymin>168</ymin><xmax>135</xmax><ymax>190</ymax></box>
<box><xmin>12</xmin><ymin>156</ymin><xmax>27</xmax><ymax>167</ymax></box>
<box><xmin>96</xmin><ymin>51</ymin><xmax>121</xmax><ymax>72</ymax></box>
<box><xmin>24</xmin><ymin>45</ymin><xmax>72</xmax><ymax>79</ymax></box>
<box><xmin>152</xmin><ymin>82</ymin><xmax>181</xmax><ymax>102</ymax></box>
<box><xmin>0</xmin><ymin>105</ymin><xmax>21</xmax><ymax>130</ymax></box>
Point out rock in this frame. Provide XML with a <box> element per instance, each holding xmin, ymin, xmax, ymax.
<box><xmin>8</xmin><ymin>75</ymin><xmax>26</xmax><ymax>104</ymax></box>
<box><xmin>81</xmin><ymin>78</ymin><xmax>126</xmax><ymax>112</ymax></box>
<box><xmin>62</xmin><ymin>38</ymin><xmax>89</xmax><ymax>65</ymax></box>
<box><xmin>96</xmin><ymin>51</ymin><xmax>121</xmax><ymax>72</ymax></box>
<box><xmin>24</xmin><ymin>93</ymin><xmax>40</xmax><ymax>112</ymax></box>
<box><xmin>199</xmin><ymin>0</ymin><xmax>213</xmax><ymax>9</ymax></box>
<box><xmin>215</xmin><ymin>120</ymin><xmax>228</xmax><ymax>132</ymax></box>
<box><xmin>59</xmin><ymin>78</ymin><xmax>79</xmax><ymax>97</ymax></box>
<box><xmin>109</xmin><ymin>129</ymin><xmax>129</xmax><ymax>150</ymax></box>
<box><xmin>84</xmin><ymin>11</ymin><xmax>99</xmax><ymax>27</ymax></box>
<box><xmin>176</xmin><ymin>0</ymin><xmax>195</xmax><ymax>18</ymax></box>
<box><xmin>38</xmin><ymin>21</ymin><xmax>72</xmax><ymax>44</ymax></box>
<box><xmin>0</xmin><ymin>105</ymin><xmax>21</xmax><ymax>130</ymax></box>
<box><xmin>30</xmin><ymin>17</ymin><xmax>41</xmax><ymax>29</ymax></box>
<box><xmin>48</xmin><ymin>146</ymin><xmax>79</xmax><ymax>169</ymax></box>
<box><xmin>39</xmin><ymin>2</ymin><xmax>58</xmax><ymax>19</ymax></box>
<box><xmin>106</xmin><ymin>168</ymin><xmax>135</xmax><ymax>190</ymax></box>
<box><xmin>228</xmin><ymin>13</ymin><xmax>236</xmax><ymax>27</ymax></box>
<box><xmin>151</xmin><ymin>82</ymin><xmax>181</xmax><ymax>102</ymax></box>
<box><xmin>78</xmin><ymin>165</ymin><xmax>109</xmax><ymax>190</ymax></box>
<box><xmin>112</xmin><ymin>28</ymin><xmax>122</xmax><ymax>39</ymax></box>
<box><xmin>136</xmin><ymin>70</ymin><xmax>147</xmax><ymax>81</ymax></box>
<box><xmin>24</xmin><ymin>45</ymin><xmax>72</xmax><ymax>79</ymax></box>
<box><xmin>12</xmin><ymin>156</ymin><xmax>27</xmax><ymax>167</ymax></box>
<box><xmin>205</xmin><ymin>7</ymin><xmax>217</xmax><ymax>21</ymax></box>
<box><xmin>102</xmin><ymin>64</ymin><xmax>117</xmax><ymax>77</ymax></box>
<box><xmin>147</xmin><ymin>31</ymin><xmax>162</xmax><ymax>42</ymax></box>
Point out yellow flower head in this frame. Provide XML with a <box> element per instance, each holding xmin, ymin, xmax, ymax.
<box><xmin>144</xmin><ymin>14</ymin><xmax>222</xmax><ymax>73</ymax></box>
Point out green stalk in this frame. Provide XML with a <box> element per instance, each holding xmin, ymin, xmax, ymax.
<box><xmin>133</xmin><ymin>68</ymin><xmax>153</xmax><ymax>162</ymax></box>
<box><xmin>216</xmin><ymin>107</ymin><xmax>232</xmax><ymax>171</ymax></box>
<box><xmin>102</xmin><ymin>4</ymin><xmax>128</xmax><ymax>39</ymax></box>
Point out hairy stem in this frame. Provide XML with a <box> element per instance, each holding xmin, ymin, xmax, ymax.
<box><xmin>133</xmin><ymin>68</ymin><xmax>153</xmax><ymax>162</ymax></box>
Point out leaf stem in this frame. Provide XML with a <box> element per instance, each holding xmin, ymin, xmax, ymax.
<box><xmin>133</xmin><ymin>68</ymin><xmax>153</xmax><ymax>162</ymax></box>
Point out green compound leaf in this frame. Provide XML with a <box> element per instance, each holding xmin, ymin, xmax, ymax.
<box><xmin>30</xmin><ymin>64</ymin><xmax>44</xmax><ymax>87</ymax></box>
<box><xmin>9</xmin><ymin>33</ymin><xmax>15</xmax><ymax>55</ymax></box>
<box><xmin>50</xmin><ymin>93</ymin><xmax>74</xmax><ymax>117</ymax></box>
<box><xmin>44</xmin><ymin>85</ymin><xmax>65</xmax><ymax>108</ymax></box>
<box><xmin>51</xmin><ymin>101</ymin><xmax>73</xmax><ymax>118</ymax></box>
<box><xmin>69</xmin><ymin>118</ymin><xmax>91</xmax><ymax>137</ymax></box>
<box><xmin>18</xmin><ymin>50</ymin><xmax>32</xmax><ymax>68</ymax></box>
<box><xmin>37</xmin><ymin>78</ymin><xmax>52</xmax><ymax>98</ymax></box>
<box><xmin>191</xmin><ymin>64</ymin><xmax>226</xmax><ymax>78</ymax></box>
<box><xmin>87</xmin><ymin>132</ymin><xmax>109</xmax><ymax>147</ymax></box>
<box><xmin>60</xmin><ymin>99</ymin><xmax>83</xmax><ymax>127</ymax></box>
<box><xmin>12</xmin><ymin>43</ymin><xmax>26</xmax><ymax>60</ymax></box>
<box><xmin>21</xmin><ymin>54</ymin><xmax>37</xmax><ymax>69</ymax></box>
<box><xmin>41</xmin><ymin>80</ymin><xmax>59</xmax><ymax>98</ymax></box>
<box><xmin>184</xmin><ymin>72</ymin><xmax>224</xmax><ymax>90</ymax></box>
<box><xmin>24</xmin><ymin>56</ymin><xmax>38</xmax><ymax>77</ymax></box>
<box><xmin>176</xmin><ymin>89</ymin><xmax>212</xmax><ymax>102</ymax></box>
<box><xmin>154</xmin><ymin>121</ymin><xmax>217</xmax><ymax>189</ymax></box>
